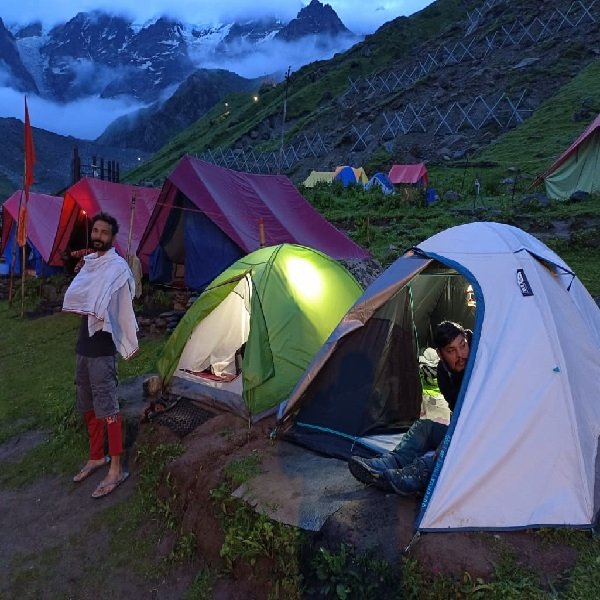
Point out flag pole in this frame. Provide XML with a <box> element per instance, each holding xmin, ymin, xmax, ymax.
<box><xmin>18</xmin><ymin>96</ymin><xmax>36</xmax><ymax>317</ymax></box>
<box><xmin>7</xmin><ymin>190</ymin><xmax>25</xmax><ymax>305</ymax></box>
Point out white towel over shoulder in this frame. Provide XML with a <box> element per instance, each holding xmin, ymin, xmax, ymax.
<box><xmin>63</xmin><ymin>248</ymin><xmax>139</xmax><ymax>359</ymax></box>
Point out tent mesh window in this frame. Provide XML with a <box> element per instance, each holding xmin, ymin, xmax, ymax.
<box><xmin>155</xmin><ymin>399</ymin><xmax>215</xmax><ymax>437</ymax></box>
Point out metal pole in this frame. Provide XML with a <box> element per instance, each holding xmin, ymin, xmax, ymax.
<box><xmin>279</xmin><ymin>66</ymin><xmax>291</xmax><ymax>174</ymax></box>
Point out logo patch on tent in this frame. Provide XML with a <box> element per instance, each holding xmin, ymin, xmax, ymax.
<box><xmin>516</xmin><ymin>269</ymin><xmax>533</xmax><ymax>296</ymax></box>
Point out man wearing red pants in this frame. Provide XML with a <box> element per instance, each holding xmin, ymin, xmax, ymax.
<box><xmin>62</xmin><ymin>212</ymin><xmax>138</xmax><ymax>498</ymax></box>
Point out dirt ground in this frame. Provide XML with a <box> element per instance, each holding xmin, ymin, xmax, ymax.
<box><xmin>0</xmin><ymin>376</ymin><xmax>582</xmax><ymax>599</ymax></box>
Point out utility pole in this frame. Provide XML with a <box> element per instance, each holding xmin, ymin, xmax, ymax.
<box><xmin>279</xmin><ymin>66</ymin><xmax>292</xmax><ymax>174</ymax></box>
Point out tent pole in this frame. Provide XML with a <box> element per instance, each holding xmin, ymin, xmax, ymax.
<box><xmin>126</xmin><ymin>191</ymin><xmax>136</xmax><ymax>262</ymax></box>
<box><xmin>20</xmin><ymin>243</ymin><xmax>26</xmax><ymax>317</ymax></box>
<box><xmin>259</xmin><ymin>218</ymin><xmax>265</xmax><ymax>248</ymax></box>
<box><xmin>8</xmin><ymin>189</ymin><xmax>25</xmax><ymax>306</ymax></box>
<box><xmin>7</xmin><ymin>228</ymin><xmax>18</xmax><ymax>305</ymax></box>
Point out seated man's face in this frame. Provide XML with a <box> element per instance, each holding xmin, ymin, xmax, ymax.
<box><xmin>438</xmin><ymin>334</ymin><xmax>469</xmax><ymax>373</ymax></box>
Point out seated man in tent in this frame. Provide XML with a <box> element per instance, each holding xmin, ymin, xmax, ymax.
<box><xmin>348</xmin><ymin>321</ymin><xmax>471</xmax><ymax>496</ymax></box>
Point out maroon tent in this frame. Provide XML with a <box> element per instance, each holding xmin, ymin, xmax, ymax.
<box><xmin>137</xmin><ymin>156</ymin><xmax>370</xmax><ymax>289</ymax></box>
<box><xmin>388</xmin><ymin>163</ymin><xmax>428</xmax><ymax>188</ymax></box>
<box><xmin>49</xmin><ymin>178</ymin><xmax>160</xmax><ymax>268</ymax></box>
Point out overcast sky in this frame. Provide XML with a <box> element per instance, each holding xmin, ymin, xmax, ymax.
<box><xmin>1</xmin><ymin>1</ymin><xmax>435</xmax><ymax>139</ymax></box>
<box><xmin>2</xmin><ymin>0</ymin><xmax>433</xmax><ymax>35</ymax></box>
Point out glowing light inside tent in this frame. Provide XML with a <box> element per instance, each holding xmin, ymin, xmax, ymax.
<box><xmin>286</xmin><ymin>257</ymin><xmax>323</xmax><ymax>300</ymax></box>
<box><xmin>466</xmin><ymin>284</ymin><xmax>476</xmax><ymax>308</ymax></box>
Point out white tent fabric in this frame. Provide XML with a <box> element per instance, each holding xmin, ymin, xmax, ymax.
<box><xmin>282</xmin><ymin>222</ymin><xmax>600</xmax><ymax>531</ymax></box>
<box><xmin>415</xmin><ymin>222</ymin><xmax>600</xmax><ymax>530</ymax></box>
<box><xmin>176</xmin><ymin>276</ymin><xmax>251</xmax><ymax>377</ymax></box>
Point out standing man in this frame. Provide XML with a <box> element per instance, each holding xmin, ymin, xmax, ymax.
<box><xmin>63</xmin><ymin>212</ymin><xmax>138</xmax><ymax>498</ymax></box>
<box><xmin>348</xmin><ymin>321</ymin><xmax>471</xmax><ymax>496</ymax></box>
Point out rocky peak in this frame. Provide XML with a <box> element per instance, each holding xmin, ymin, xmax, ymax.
<box><xmin>276</xmin><ymin>0</ymin><xmax>352</xmax><ymax>41</ymax></box>
<box><xmin>222</xmin><ymin>17</ymin><xmax>284</xmax><ymax>45</ymax></box>
<box><xmin>14</xmin><ymin>21</ymin><xmax>43</xmax><ymax>39</ymax></box>
<box><xmin>43</xmin><ymin>12</ymin><xmax>133</xmax><ymax>64</ymax></box>
<box><xmin>0</xmin><ymin>17</ymin><xmax>38</xmax><ymax>92</ymax></box>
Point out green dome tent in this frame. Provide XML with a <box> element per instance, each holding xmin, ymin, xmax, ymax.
<box><xmin>157</xmin><ymin>244</ymin><xmax>363</xmax><ymax>421</ymax></box>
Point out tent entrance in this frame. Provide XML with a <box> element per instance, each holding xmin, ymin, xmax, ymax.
<box><xmin>285</xmin><ymin>260</ymin><xmax>476</xmax><ymax>459</ymax></box>
<box><xmin>176</xmin><ymin>274</ymin><xmax>252</xmax><ymax>379</ymax></box>
<box><xmin>169</xmin><ymin>275</ymin><xmax>252</xmax><ymax>414</ymax></box>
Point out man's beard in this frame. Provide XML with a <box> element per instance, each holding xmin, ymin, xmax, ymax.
<box><xmin>92</xmin><ymin>240</ymin><xmax>112</xmax><ymax>252</ymax></box>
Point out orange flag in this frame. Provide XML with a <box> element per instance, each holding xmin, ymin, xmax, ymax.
<box><xmin>17</xmin><ymin>97</ymin><xmax>35</xmax><ymax>247</ymax></box>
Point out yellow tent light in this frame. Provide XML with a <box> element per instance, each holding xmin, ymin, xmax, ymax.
<box><xmin>466</xmin><ymin>284</ymin><xmax>476</xmax><ymax>308</ymax></box>
<box><xmin>286</xmin><ymin>256</ymin><xmax>323</xmax><ymax>300</ymax></box>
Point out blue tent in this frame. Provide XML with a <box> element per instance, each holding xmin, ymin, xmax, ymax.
<box><xmin>334</xmin><ymin>166</ymin><xmax>358</xmax><ymax>187</ymax></box>
<box><xmin>365</xmin><ymin>172</ymin><xmax>394</xmax><ymax>195</ymax></box>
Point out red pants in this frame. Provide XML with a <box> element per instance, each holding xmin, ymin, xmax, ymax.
<box><xmin>84</xmin><ymin>410</ymin><xmax>123</xmax><ymax>459</ymax></box>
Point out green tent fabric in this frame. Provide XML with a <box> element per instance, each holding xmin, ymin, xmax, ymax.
<box><xmin>534</xmin><ymin>112</ymin><xmax>600</xmax><ymax>199</ymax></box>
<box><xmin>158</xmin><ymin>244</ymin><xmax>363</xmax><ymax>419</ymax></box>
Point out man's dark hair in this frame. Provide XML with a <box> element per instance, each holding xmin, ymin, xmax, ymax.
<box><xmin>91</xmin><ymin>212</ymin><xmax>119</xmax><ymax>236</ymax></box>
<box><xmin>433</xmin><ymin>321</ymin><xmax>467</xmax><ymax>349</ymax></box>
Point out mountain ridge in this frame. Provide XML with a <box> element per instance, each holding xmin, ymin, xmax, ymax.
<box><xmin>121</xmin><ymin>0</ymin><xmax>600</xmax><ymax>187</ymax></box>
<box><xmin>1</xmin><ymin>1</ymin><xmax>358</xmax><ymax>104</ymax></box>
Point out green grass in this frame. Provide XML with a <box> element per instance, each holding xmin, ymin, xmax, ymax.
<box><xmin>427</xmin><ymin>58</ymin><xmax>600</xmax><ymax>198</ymax></box>
<box><xmin>300</xmin><ymin>183</ymin><xmax>600</xmax><ymax>297</ymax></box>
<box><xmin>1</xmin><ymin>183</ymin><xmax>600</xmax><ymax>599</ymax></box>
<box><xmin>0</xmin><ymin>301</ymin><xmax>165</xmax><ymax>486</ymax></box>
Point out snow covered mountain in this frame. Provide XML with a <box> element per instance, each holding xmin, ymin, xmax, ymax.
<box><xmin>1</xmin><ymin>0</ymin><xmax>358</xmax><ymax>104</ymax></box>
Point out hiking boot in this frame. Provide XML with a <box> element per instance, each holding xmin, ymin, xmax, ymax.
<box><xmin>348</xmin><ymin>453</ymin><xmax>402</xmax><ymax>491</ymax></box>
<box><xmin>383</xmin><ymin>455</ymin><xmax>434</xmax><ymax>497</ymax></box>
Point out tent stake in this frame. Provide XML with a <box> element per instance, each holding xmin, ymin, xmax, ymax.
<box><xmin>403</xmin><ymin>531</ymin><xmax>421</xmax><ymax>554</ymax></box>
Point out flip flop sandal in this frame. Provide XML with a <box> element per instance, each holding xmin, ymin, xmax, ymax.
<box><xmin>91</xmin><ymin>471</ymin><xmax>130</xmax><ymax>499</ymax></box>
<box><xmin>72</xmin><ymin>456</ymin><xmax>111</xmax><ymax>483</ymax></box>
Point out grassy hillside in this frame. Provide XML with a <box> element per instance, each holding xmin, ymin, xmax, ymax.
<box><xmin>0</xmin><ymin>174</ymin><xmax>16</xmax><ymax>203</ymax></box>
<box><xmin>122</xmin><ymin>0</ymin><xmax>467</xmax><ymax>185</ymax></box>
<box><xmin>393</xmin><ymin>57</ymin><xmax>600</xmax><ymax>199</ymax></box>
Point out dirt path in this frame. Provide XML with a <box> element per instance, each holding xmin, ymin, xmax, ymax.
<box><xmin>0</xmin><ymin>382</ymin><xmax>585</xmax><ymax>599</ymax></box>
<box><xmin>0</xmin><ymin>383</ymin><xmax>197</xmax><ymax>600</ymax></box>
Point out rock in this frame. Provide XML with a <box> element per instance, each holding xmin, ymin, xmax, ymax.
<box><xmin>521</xmin><ymin>193</ymin><xmax>549</xmax><ymax>207</ymax></box>
<box><xmin>41</xmin><ymin>284</ymin><xmax>58</xmax><ymax>302</ymax></box>
<box><xmin>339</xmin><ymin>258</ymin><xmax>383</xmax><ymax>289</ymax></box>
<box><xmin>513</xmin><ymin>57</ymin><xmax>540</xmax><ymax>69</ymax></box>
<box><xmin>154</xmin><ymin>317</ymin><xmax>168</xmax><ymax>329</ymax></box>
<box><xmin>569</xmin><ymin>190</ymin><xmax>589</xmax><ymax>203</ymax></box>
<box><xmin>444</xmin><ymin>190</ymin><xmax>461</xmax><ymax>202</ymax></box>
<box><xmin>143</xmin><ymin>375</ymin><xmax>162</xmax><ymax>399</ymax></box>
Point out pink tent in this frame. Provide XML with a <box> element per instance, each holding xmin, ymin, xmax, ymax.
<box><xmin>388</xmin><ymin>163</ymin><xmax>428</xmax><ymax>188</ymax></box>
<box><xmin>49</xmin><ymin>178</ymin><xmax>160</xmax><ymax>267</ymax></box>
<box><xmin>1</xmin><ymin>190</ymin><xmax>63</xmax><ymax>263</ymax></box>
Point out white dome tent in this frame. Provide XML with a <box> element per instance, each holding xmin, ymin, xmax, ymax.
<box><xmin>281</xmin><ymin>222</ymin><xmax>600</xmax><ymax>532</ymax></box>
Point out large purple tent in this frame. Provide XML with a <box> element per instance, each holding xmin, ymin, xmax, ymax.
<box><xmin>138</xmin><ymin>155</ymin><xmax>370</xmax><ymax>290</ymax></box>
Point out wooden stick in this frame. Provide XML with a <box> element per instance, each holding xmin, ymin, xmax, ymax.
<box><xmin>8</xmin><ymin>190</ymin><xmax>25</xmax><ymax>306</ymax></box>
<box><xmin>126</xmin><ymin>191</ymin><xmax>136</xmax><ymax>262</ymax></box>
<box><xmin>259</xmin><ymin>217</ymin><xmax>265</xmax><ymax>248</ymax></box>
